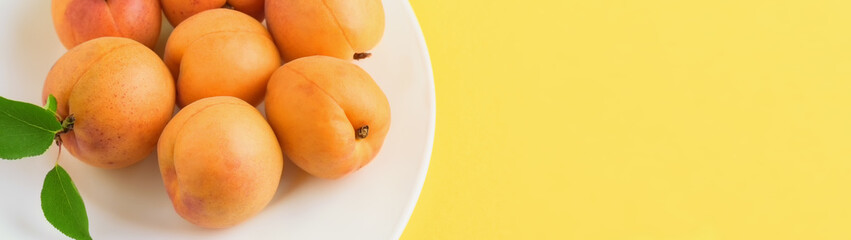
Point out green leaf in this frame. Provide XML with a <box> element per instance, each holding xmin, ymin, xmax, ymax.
<box><xmin>45</xmin><ymin>95</ymin><xmax>58</xmax><ymax>114</ymax></box>
<box><xmin>0</xmin><ymin>96</ymin><xmax>61</xmax><ymax>160</ymax></box>
<box><xmin>41</xmin><ymin>165</ymin><xmax>92</xmax><ymax>240</ymax></box>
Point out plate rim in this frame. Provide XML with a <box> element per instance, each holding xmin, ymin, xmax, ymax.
<box><xmin>389</xmin><ymin>1</ymin><xmax>436</xmax><ymax>239</ymax></box>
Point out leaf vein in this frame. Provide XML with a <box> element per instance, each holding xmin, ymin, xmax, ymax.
<box><xmin>55</xmin><ymin>168</ymin><xmax>74</xmax><ymax>212</ymax></box>
<box><xmin>0</xmin><ymin>110</ymin><xmax>57</xmax><ymax>134</ymax></box>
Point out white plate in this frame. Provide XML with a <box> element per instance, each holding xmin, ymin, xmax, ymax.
<box><xmin>0</xmin><ymin>0</ymin><xmax>434</xmax><ymax>239</ymax></box>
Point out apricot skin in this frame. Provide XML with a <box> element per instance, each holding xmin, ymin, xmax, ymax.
<box><xmin>158</xmin><ymin>96</ymin><xmax>283</xmax><ymax>228</ymax></box>
<box><xmin>161</xmin><ymin>0</ymin><xmax>264</xmax><ymax>27</ymax></box>
<box><xmin>265</xmin><ymin>0</ymin><xmax>385</xmax><ymax>62</ymax></box>
<box><xmin>42</xmin><ymin>37</ymin><xmax>175</xmax><ymax>169</ymax></box>
<box><xmin>52</xmin><ymin>0</ymin><xmax>161</xmax><ymax>49</ymax></box>
<box><xmin>265</xmin><ymin>56</ymin><xmax>390</xmax><ymax>179</ymax></box>
<box><xmin>164</xmin><ymin>9</ymin><xmax>280</xmax><ymax>108</ymax></box>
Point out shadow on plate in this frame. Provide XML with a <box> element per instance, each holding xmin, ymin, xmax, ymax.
<box><xmin>271</xmin><ymin>158</ymin><xmax>311</xmax><ymax>206</ymax></box>
<box><xmin>70</xmin><ymin>151</ymin><xmax>190</xmax><ymax>231</ymax></box>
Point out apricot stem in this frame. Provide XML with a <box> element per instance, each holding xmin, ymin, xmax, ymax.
<box><xmin>59</xmin><ymin>114</ymin><xmax>75</xmax><ymax>134</ymax></box>
<box><xmin>222</xmin><ymin>2</ymin><xmax>234</xmax><ymax>9</ymax></box>
<box><xmin>54</xmin><ymin>114</ymin><xmax>75</xmax><ymax>147</ymax></box>
<box><xmin>353</xmin><ymin>52</ymin><xmax>372</xmax><ymax>60</ymax></box>
<box><xmin>356</xmin><ymin>125</ymin><xmax>369</xmax><ymax>139</ymax></box>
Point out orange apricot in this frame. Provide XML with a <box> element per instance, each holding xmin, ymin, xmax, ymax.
<box><xmin>164</xmin><ymin>8</ymin><xmax>280</xmax><ymax>107</ymax></box>
<box><xmin>158</xmin><ymin>96</ymin><xmax>283</xmax><ymax>228</ymax></box>
<box><xmin>52</xmin><ymin>0</ymin><xmax>161</xmax><ymax>49</ymax></box>
<box><xmin>42</xmin><ymin>37</ymin><xmax>175</xmax><ymax>168</ymax></box>
<box><xmin>265</xmin><ymin>0</ymin><xmax>385</xmax><ymax>62</ymax></box>
<box><xmin>160</xmin><ymin>0</ymin><xmax>264</xmax><ymax>27</ymax></box>
<box><xmin>265</xmin><ymin>56</ymin><xmax>390</xmax><ymax>179</ymax></box>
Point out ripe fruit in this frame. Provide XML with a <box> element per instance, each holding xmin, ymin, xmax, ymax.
<box><xmin>158</xmin><ymin>96</ymin><xmax>283</xmax><ymax>228</ymax></box>
<box><xmin>265</xmin><ymin>0</ymin><xmax>385</xmax><ymax>62</ymax></box>
<box><xmin>42</xmin><ymin>37</ymin><xmax>175</xmax><ymax>168</ymax></box>
<box><xmin>164</xmin><ymin>9</ymin><xmax>280</xmax><ymax>107</ymax></box>
<box><xmin>265</xmin><ymin>56</ymin><xmax>390</xmax><ymax>179</ymax></box>
<box><xmin>51</xmin><ymin>0</ymin><xmax>162</xmax><ymax>49</ymax></box>
<box><xmin>161</xmin><ymin>0</ymin><xmax>265</xmax><ymax>27</ymax></box>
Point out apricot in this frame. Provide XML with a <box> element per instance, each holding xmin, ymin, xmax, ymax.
<box><xmin>158</xmin><ymin>96</ymin><xmax>283</xmax><ymax>228</ymax></box>
<box><xmin>164</xmin><ymin>9</ymin><xmax>280</xmax><ymax>107</ymax></box>
<box><xmin>161</xmin><ymin>0</ymin><xmax>264</xmax><ymax>27</ymax></box>
<box><xmin>52</xmin><ymin>0</ymin><xmax>161</xmax><ymax>49</ymax></box>
<box><xmin>42</xmin><ymin>37</ymin><xmax>175</xmax><ymax>169</ymax></box>
<box><xmin>265</xmin><ymin>0</ymin><xmax>385</xmax><ymax>62</ymax></box>
<box><xmin>265</xmin><ymin>56</ymin><xmax>390</xmax><ymax>179</ymax></box>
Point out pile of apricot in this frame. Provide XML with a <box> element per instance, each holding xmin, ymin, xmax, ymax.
<box><xmin>45</xmin><ymin>0</ymin><xmax>389</xmax><ymax>228</ymax></box>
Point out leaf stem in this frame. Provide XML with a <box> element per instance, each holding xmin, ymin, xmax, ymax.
<box><xmin>55</xmin><ymin>141</ymin><xmax>62</xmax><ymax>166</ymax></box>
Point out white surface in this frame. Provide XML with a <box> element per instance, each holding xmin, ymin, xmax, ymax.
<box><xmin>0</xmin><ymin>1</ymin><xmax>434</xmax><ymax>239</ymax></box>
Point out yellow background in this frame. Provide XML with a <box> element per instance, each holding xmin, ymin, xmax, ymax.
<box><xmin>402</xmin><ymin>1</ymin><xmax>851</xmax><ymax>239</ymax></box>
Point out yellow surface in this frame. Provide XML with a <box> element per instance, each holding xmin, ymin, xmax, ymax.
<box><xmin>402</xmin><ymin>1</ymin><xmax>851</xmax><ymax>239</ymax></box>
